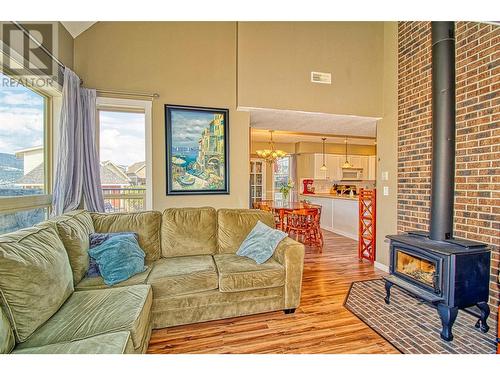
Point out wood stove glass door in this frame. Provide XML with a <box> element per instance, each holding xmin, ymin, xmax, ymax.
<box><xmin>395</xmin><ymin>249</ymin><xmax>440</xmax><ymax>293</ymax></box>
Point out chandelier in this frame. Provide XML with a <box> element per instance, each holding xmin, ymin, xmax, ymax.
<box><xmin>255</xmin><ymin>130</ymin><xmax>287</xmax><ymax>164</ymax></box>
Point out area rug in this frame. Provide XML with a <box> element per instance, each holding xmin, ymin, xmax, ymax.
<box><xmin>344</xmin><ymin>279</ymin><xmax>496</xmax><ymax>354</ymax></box>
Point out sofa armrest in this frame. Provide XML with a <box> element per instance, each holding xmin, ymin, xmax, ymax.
<box><xmin>273</xmin><ymin>237</ymin><xmax>305</xmax><ymax>309</ymax></box>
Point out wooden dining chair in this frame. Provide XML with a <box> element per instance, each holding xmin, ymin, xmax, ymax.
<box><xmin>284</xmin><ymin>208</ymin><xmax>323</xmax><ymax>249</ymax></box>
<box><xmin>308</xmin><ymin>206</ymin><xmax>324</xmax><ymax>249</ymax></box>
<box><xmin>254</xmin><ymin>201</ymin><xmax>282</xmax><ymax>229</ymax></box>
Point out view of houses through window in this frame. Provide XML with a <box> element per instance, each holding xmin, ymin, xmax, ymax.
<box><xmin>98</xmin><ymin>110</ymin><xmax>147</xmax><ymax>213</ymax></box>
<box><xmin>0</xmin><ymin>71</ymin><xmax>49</xmax><ymax>234</ymax></box>
<box><xmin>273</xmin><ymin>156</ymin><xmax>290</xmax><ymax>201</ymax></box>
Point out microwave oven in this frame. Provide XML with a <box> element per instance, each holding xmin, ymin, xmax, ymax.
<box><xmin>341</xmin><ymin>168</ymin><xmax>363</xmax><ymax>181</ymax></box>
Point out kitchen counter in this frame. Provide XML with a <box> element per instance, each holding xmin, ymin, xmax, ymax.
<box><xmin>298</xmin><ymin>193</ymin><xmax>359</xmax><ymax>240</ymax></box>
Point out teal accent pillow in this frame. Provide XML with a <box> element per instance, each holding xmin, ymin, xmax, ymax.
<box><xmin>88</xmin><ymin>233</ymin><xmax>146</xmax><ymax>286</ymax></box>
<box><xmin>236</xmin><ymin>221</ymin><xmax>288</xmax><ymax>264</ymax></box>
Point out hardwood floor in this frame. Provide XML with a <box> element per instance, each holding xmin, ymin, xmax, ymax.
<box><xmin>147</xmin><ymin>230</ymin><xmax>399</xmax><ymax>354</ymax></box>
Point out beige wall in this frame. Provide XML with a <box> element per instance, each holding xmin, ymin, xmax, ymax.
<box><xmin>251</xmin><ymin>141</ymin><xmax>376</xmax><ymax>156</ymax></box>
<box><xmin>294</xmin><ymin>142</ymin><xmax>376</xmax><ymax>155</ymax></box>
<box><xmin>238</xmin><ymin>22</ymin><xmax>384</xmax><ymax>117</ymax></box>
<box><xmin>375</xmin><ymin>22</ymin><xmax>398</xmax><ymax>268</ymax></box>
<box><xmin>73</xmin><ymin>21</ymin><xmax>398</xmax><ymax>233</ymax></box>
<box><xmin>57</xmin><ymin>22</ymin><xmax>74</xmax><ymax>69</ymax></box>
<box><xmin>250</xmin><ymin>142</ymin><xmax>296</xmax><ymax>155</ymax></box>
<box><xmin>74</xmin><ymin>22</ymin><xmax>250</xmax><ymax>210</ymax></box>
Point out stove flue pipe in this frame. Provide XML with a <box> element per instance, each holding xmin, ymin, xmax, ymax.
<box><xmin>429</xmin><ymin>22</ymin><xmax>456</xmax><ymax>241</ymax></box>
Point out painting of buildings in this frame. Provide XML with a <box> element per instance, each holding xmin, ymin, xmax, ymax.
<box><xmin>165</xmin><ymin>105</ymin><xmax>229</xmax><ymax>195</ymax></box>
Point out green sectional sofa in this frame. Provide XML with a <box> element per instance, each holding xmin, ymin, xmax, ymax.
<box><xmin>0</xmin><ymin>207</ymin><xmax>305</xmax><ymax>354</ymax></box>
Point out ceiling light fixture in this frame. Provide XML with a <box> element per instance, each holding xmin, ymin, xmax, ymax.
<box><xmin>342</xmin><ymin>137</ymin><xmax>353</xmax><ymax>168</ymax></box>
<box><xmin>320</xmin><ymin>137</ymin><xmax>328</xmax><ymax>171</ymax></box>
<box><xmin>255</xmin><ymin>130</ymin><xmax>287</xmax><ymax>164</ymax></box>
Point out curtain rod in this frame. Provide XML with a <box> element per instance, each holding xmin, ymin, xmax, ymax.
<box><xmin>96</xmin><ymin>88</ymin><xmax>160</xmax><ymax>99</ymax></box>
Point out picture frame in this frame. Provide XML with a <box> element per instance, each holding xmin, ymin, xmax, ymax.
<box><xmin>165</xmin><ymin>104</ymin><xmax>229</xmax><ymax>195</ymax></box>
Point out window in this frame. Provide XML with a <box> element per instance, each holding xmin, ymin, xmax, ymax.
<box><xmin>97</xmin><ymin>97</ymin><xmax>152</xmax><ymax>213</ymax></box>
<box><xmin>273</xmin><ymin>156</ymin><xmax>290</xmax><ymax>201</ymax></box>
<box><xmin>0</xmin><ymin>71</ymin><xmax>51</xmax><ymax>234</ymax></box>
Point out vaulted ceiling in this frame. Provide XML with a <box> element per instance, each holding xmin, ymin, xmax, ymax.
<box><xmin>60</xmin><ymin>22</ymin><xmax>96</xmax><ymax>38</ymax></box>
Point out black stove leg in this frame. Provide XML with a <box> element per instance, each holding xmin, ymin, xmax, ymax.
<box><xmin>384</xmin><ymin>280</ymin><xmax>393</xmax><ymax>304</ymax></box>
<box><xmin>437</xmin><ymin>304</ymin><xmax>458</xmax><ymax>342</ymax></box>
<box><xmin>474</xmin><ymin>302</ymin><xmax>490</xmax><ymax>333</ymax></box>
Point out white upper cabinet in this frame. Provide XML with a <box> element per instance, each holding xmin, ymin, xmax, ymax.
<box><xmin>327</xmin><ymin>154</ymin><xmax>343</xmax><ymax>180</ymax></box>
<box><xmin>297</xmin><ymin>153</ymin><xmax>376</xmax><ymax>181</ymax></box>
<box><xmin>313</xmin><ymin>154</ymin><xmax>328</xmax><ymax>180</ymax></box>
<box><xmin>368</xmin><ymin>155</ymin><xmax>377</xmax><ymax>181</ymax></box>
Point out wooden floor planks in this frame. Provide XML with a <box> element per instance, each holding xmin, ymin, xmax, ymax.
<box><xmin>147</xmin><ymin>230</ymin><xmax>399</xmax><ymax>354</ymax></box>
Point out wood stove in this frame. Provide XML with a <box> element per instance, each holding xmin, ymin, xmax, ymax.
<box><xmin>384</xmin><ymin>232</ymin><xmax>490</xmax><ymax>341</ymax></box>
<box><xmin>384</xmin><ymin>22</ymin><xmax>491</xmax><ymax>342</ymax></box>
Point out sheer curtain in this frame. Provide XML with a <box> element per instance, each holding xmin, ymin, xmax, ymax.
<box><xmin>80</xmin><ymin>88</ymin><xmax>105</xmax><ymax>212</ymax></box>
<box><xmin>52</xmin><ymin>68</ymin><xmax>104</xmax><ymax>216</ymax></box>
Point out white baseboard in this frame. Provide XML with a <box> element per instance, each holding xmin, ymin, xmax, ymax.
<box><xmin>322</xmin><ymin>226</ymin><xmax>358</xmax><ymax>241</ymax></box>
<box><xmin>330</xmin><ymin>228</ymin><xmax>358</xmax><ymax>241</ymax></box>
<box><xmin>374</xmin><ymin>261</ymin><xmax>390</xmax><ymax>273</ymax></box>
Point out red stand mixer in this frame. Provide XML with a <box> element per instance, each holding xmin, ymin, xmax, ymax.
<box><xmin>302</xmin><ymin>179</ymin><xmax>315</xmax><ymax>194</ymax></box>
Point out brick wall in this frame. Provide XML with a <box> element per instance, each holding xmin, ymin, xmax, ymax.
<box><xmin>397</xmin><ymin>22</ymin><xmax>499</xmax><ymax>317</ymax></box>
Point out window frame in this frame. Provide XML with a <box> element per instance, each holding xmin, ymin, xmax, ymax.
<box><xmin>96</xmin><ymin>97</ymin><xmax>153</xmax><ymax>211</ymax></box>
<box><xmin>0</xmin><ymin>70</ymin><xmax>53</xmax><ymax>218</ymax></box>
<box><xmin>272</xmin><ymin>156</ymin><xmax>291</xmax><ymax>201</ymax></box>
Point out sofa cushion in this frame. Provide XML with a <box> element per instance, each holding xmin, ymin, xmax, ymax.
<box><xmin>0</xmin><ymin>222</ymin><xmax>74</xmax><ymax>343</ymax></box>
<box><xmin>89</xmin><ymin>234</ymin><xmax>146</xmax><ymax>286</ymax></box>
<box><xmin>75</xmin><ymin>266</ymin><xmax>152</xmax><ymax>291</ymax></box>
<box><xmin>161</xmin><ymin>207</ymin><xmax>217</xmax><ymax>257</ymax></box>
<box><xmin>12</xmin><ymin>331</ymin><xmax>135</xmax><ymax>354</ymax></box>
<box><xmin>53</xmin><ymin>210</ymin><xmax>95</xmax><ymax>285</ymax></box>
<box><xmin>237</xmin><ymin>221</ymin><xmax>288</xmax><ymax>264</ymax></box>
<box><xmin>16</xmin><ymin>284</ymin><xmax>152</xmax><ymax>352</ymax></box>
<box><xmin>217</xmin><ymin>209</ymin><xmax>275</xmax><ymax>254</ymax></box>
<box><xmin>87</xmin><ymin>232</ymin><xmax>140</xmax><ymax>278</ymax></box>
<box><xmin>213</xmin><ymin>254</ymin><xmax>285</xmax><ymax>292</ymax></box>
<box><xmin>91</xmin><ymin>211</ymin><xmax>162</xmax><ymax>261</ymax></box>
<box><xmin>0</xmin><ymin>307</ymin><xmax>15</xmax><ymax>354</ymax></box>
<box><xmin>147</xmin><ymin>255</ymin><xmax>218</xmax><ymax>297</ymax></box>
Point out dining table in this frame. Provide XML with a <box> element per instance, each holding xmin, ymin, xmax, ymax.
<box><xmin>255</xmin><ymin>200</ymin><xmax>321</xmax><ymax>231</ymax></box>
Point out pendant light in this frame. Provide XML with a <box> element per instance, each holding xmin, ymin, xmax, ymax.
<box><xmin>320</xmin><ymin>137</ymin><xmax>328</xmax><ymax>171</ymax></box>
<box><xmin>255</xmin><ymin>130</ymin><xmax>287</xmax><ymax>164</ymax></box>
<box><xmin>342</xmin><ymin>137</ymin><xmax>353</xmax><ymax>168</ymax></box>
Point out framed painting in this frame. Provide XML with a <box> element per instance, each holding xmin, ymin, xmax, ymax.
<box><xmin>165</xmin><ymin>104</ymin><xmax>229</xmax><ymax>195</ymax></box>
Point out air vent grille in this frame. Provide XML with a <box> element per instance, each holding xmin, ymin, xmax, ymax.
<box><xmin>311</xmin><ymin>71</ymin><xmax>332</xmax><ymax>84</ymax></box>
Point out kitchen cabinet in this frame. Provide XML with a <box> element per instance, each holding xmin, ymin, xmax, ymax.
<box><xmin>368</xmin><ymin>155</ymin><xmax>377</xmax><ymax>180</ymax></box>
<box><xmin>347</xmin><ymin>155</ymin><xmax>362</xmax><ymax>169</ymax></box>
<box><xmin>299</xmin><ymin>194</ymin><xmax>359</xmax><ymax>240</ymax></box>
<box><xmin>326</xmin><ymin>155</ymin><xmax>343</xmax><ymax>180</ymax></box>
<box><xmin>297</xmin><ymin>153</ymin><xmax>376</xmax><ymax>182</ymax></box>
<box><xmin>313</xmin><ymin>154</ymin><xmax>328</xmax><ymax>180</ymax></box>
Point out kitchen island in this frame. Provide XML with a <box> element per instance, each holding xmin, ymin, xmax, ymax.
<box><xmin>299</xmin><ymin>193</ymin><xmax>359</xmax><ymax>240</ymax></box>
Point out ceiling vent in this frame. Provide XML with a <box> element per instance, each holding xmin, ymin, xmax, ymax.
<box><xmin>311</xmin><ymin>71</ymin><xmax>332</xmax><ymax>84</ymax></box>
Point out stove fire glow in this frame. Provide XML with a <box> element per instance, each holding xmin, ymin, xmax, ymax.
<box><xmin>396</xmin><ymin>251</ymin><xmax>436</xmax><ymax>288</ymax></box>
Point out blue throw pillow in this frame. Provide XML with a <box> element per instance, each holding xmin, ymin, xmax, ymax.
<box><xmin>87</xmin><ymin>232</ymin><xmax>139</xmax><ymax>277</ymax></box>
<box><xmin>88</xmin><ymin>233</ymin><xmax>146</xmax><ymax>286</ymax></box>
<box><xmin>236</xmin><ymin>221</ymin><xmax>288</xmax><ymax>264</ymax></box>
